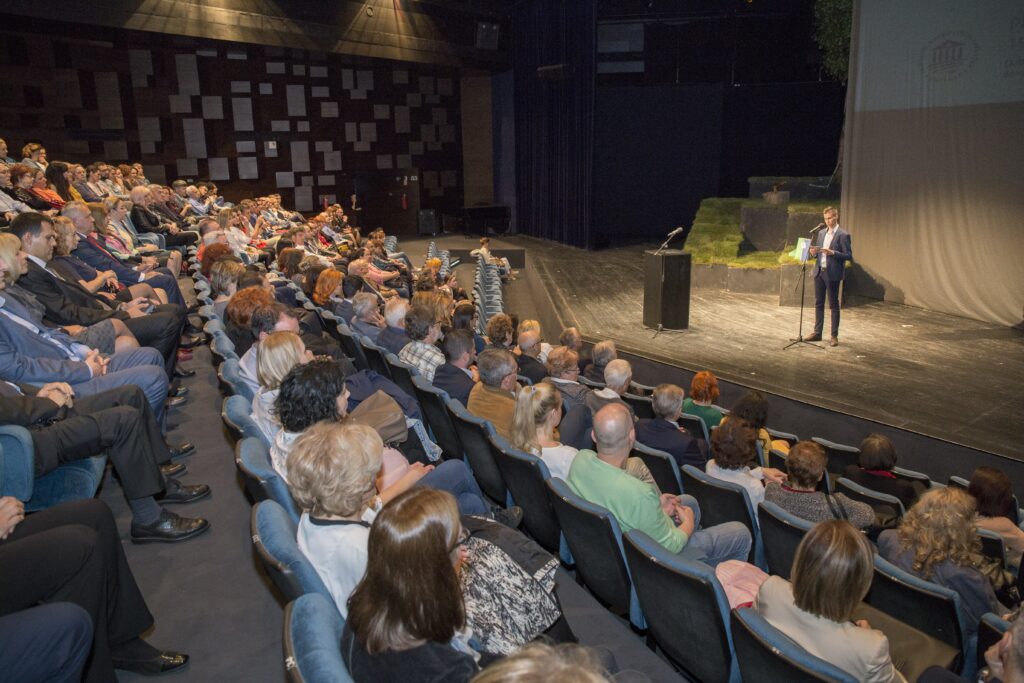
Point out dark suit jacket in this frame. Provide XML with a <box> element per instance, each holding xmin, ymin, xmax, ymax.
<box><xmin>517</xmin><ymin>354</ymin><xmax>549</xmax><ymax>385</ymax></box>
<box><xmin>842</xmin><ymin>465</ymin><xmax>924</xmax><ymax>512</ymax></box>
<box><xmin>432</xmin><ymin>363</ymin><xmax>475</xmax><ymax>407</ymax></box>
<box><xmin>0</xmin><ymin>381</ymin><xmax>63</xmax><ymax>426</ymax></box>
<box><xmin>635</xmin><ymin>418</ymin><xmax>705</xmax><ymax>468</ymax></box>
<box><xmin>811</xmin><ymin>227</ymin><xmax>853</xmax><ymax>281</ymax></box>
<box><xmin>130</xmin><ymin>205</ymin><xmax>166</xmax><ymax>234</ymax></box>
<box><xmin>376</xmin><ymin>325</ymin><xmax>410</xmax><ymax>357</ymax></box>
<box><xmin>21</xmin><ymin>260</ymin><xmax>124</xmax><ymax>327</ymax></box>
<box><xmin>72</xmin><ymin>234</ymin><xmax>141</xmax><ymax>285</ymax></box>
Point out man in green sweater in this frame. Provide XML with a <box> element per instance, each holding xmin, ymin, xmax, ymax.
<box><xmin>567</xmin><ymin>403</ymin><xmax>750</xmax><ymax>566</ymax></box>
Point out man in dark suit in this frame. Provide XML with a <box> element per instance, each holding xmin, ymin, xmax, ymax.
<box><xmin>634</xmin><ymin>383</ymin><xmax>705</xmax><ymax>468</ymax></box>
<box><xmin>62</xmin><ymin>201</ymin><xmax>187</xmax><ymax>307</ymax></box>
<box><xmin>807</xmin><ymin>206</ymin><xmax>853</xmax><ymax>347</ymax></box>
<box><xmin>432</xmin><ymin>329</ymin><xmax>477</xmax><ymax>407</ymax></box>
<box><xmin>11</xmin><ymin>213</ymin><xmax>186</xmax><ymax>378</ymax></box>
<box><xmin>516</xmin><ymin>329</ymin><xmax>549</xmax><ymax>385</ymax></box>
<box><xmin>0</xmin><ymin>381</ymin><xmax>209</xmax><ymax>542</ymax></box>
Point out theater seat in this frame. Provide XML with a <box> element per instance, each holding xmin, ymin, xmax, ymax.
<box><xmin>0</xmin><ymin>425</ymin><xmax>106</xmax><ymax>513</ymax></box>
<box><xmin>235</xmin><ymin>437</ymin><xmax>300</xmax><ymax>523</ymax></box>
<box><xmin>251</xmin><ymin>500</ymin><xmax>330</xmax><ymax>603</ymax></box>
<box><xmin>730</xmin><ymin>607</ymin><xmax>856</xmax><ymax>683</ymax></box>
<box><xmin>284</xmin><ymin>594</ymin><xmax>352</xmax><ymax>683</ymax></box>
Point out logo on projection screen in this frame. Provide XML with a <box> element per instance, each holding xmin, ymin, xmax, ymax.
<box><xmin>921</xmin><ymin>31</ymin><xmax>978</xmax><ymax>80</ymax></box>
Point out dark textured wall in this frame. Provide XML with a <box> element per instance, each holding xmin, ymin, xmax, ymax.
<box><xmin>0</xmin><ymin>17</ymin><xmax>465</xmax><ymax>212</ymax></box>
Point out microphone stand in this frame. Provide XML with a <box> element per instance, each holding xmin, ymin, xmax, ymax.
<box><xmin>783</xmin><ymin>224</ymin><xmax>825</xmax><ymax>351</ymax></box>
<box><xmin>654</xmin><ymin>228</ymin><xmax>683</xmax><ymax>256</ymax></box>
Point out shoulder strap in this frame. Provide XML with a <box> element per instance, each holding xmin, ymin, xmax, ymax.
<box><xmin>825</xmin><ymin>493</ymin><xmax>848</xmax><ymax>521</ymax></box>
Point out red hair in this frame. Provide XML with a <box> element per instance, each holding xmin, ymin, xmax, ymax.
<box><xmin>225</xmin><ymin>287</ymin><xmax>274</xmax><ymax>328</ymax></box>
<box><xmin>200</xmin><ymin>242</ymin><xmax>234</xmax><ymax>278</ymax></box>
<box><xmin>690</xmin><ymin>370</ymin><xmax>720</xmax><ymax>403</ymax></box>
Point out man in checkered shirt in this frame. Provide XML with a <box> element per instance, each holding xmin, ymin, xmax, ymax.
<box><xmin>397</xmin><ymin>304</ymin><xmax>444</xmax><ymax>382</ymax></box>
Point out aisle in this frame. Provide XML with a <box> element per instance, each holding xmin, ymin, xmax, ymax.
<box><xmin>100</xmin><ymin>344</ymin><xmax>284</xmax><ymax>681</ymax></box>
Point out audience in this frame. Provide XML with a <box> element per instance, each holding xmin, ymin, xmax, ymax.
<box><xmin>433</xmin><ymin>329</ymin><xmax>478</xmax><ymax>407</ymax></box>
<box><xmin>251</xmin><ymin>331</ymin><xmax>312</xmax><ymax>442</ymax></box>
<box><xmin>350</xmin><ymin>292</ymin><xmax>385</xmax><ymax>342</ymax></box>
<box><xmin>485</xmin><ymin>313</ymin><xmax>514</xmax><ymax>351</ymax></box>
<box><xmin>510</xmin><ymin>382</ymin><xmax>578</xmax><ymax>480</ymax></box>
<box><xmin>467</xmin><ymin>348</ymin><xmax>520</xmax><ymax>440</ymax></box>
<box><xmin>755</xmin><ymin>520</ymin><xmax>909</xmax><ymax>683</ymax></box>
<box><xmin>452</xmin><ymin>301</ymin><xmax>486</xmax><ymax>354</ymax></box>
<box><xmin>515</xmin><ymin>329</ymin><xmax>549</xmax><ymax>384</ymax></box>
<box><xmin>843</xmin><ymin>433</ymin><xmax>925</xmax><ymax>512</ymax></box>
<box><xmin>705</xmin><ymin>418</ymin><xmax>786</xmax><ymax>510</ymax></box>
<box><xmin>544</xmin><ymin>346</ymin><xmax>592</xmax><ymax>409</ymax></box>
<box><xmin>634</xmin><ymin>383</ymin><xmax>704</xmax><ymax>468</ymax></box>
<box><xmin>682</xmin><ymin>370</ymin><xmax>723</xmax><ymax>429</ymax></box>
<box><xmin>376</xmin><ymin>297</ymin><xmax>411</xmax><ymax>356</ymax></box>
<box><xmin>878</xmin><ymin>487</ymin><xmax>1008</xmax><ymax>645</ymax></box>
<box><xmin>584</xmin><ymin>358</ymin><xmax>636</xmax><ymax>420</ymax></box>
<box><xmin>764</xmin><ymin>441</ymin><xmax>875</xmax><ymax>529</ymax></box>
<box><xmin>727</xmin><ymin>390</ymin><xmax>790</xmax><ymax>455</ymax></box>
<box><xmin>582</xmin><ymin>340</ymin><xmax>616</xmax><ymax>383</ymax></box>
<box><xmin>969</xmin><ymin>466</ymin><xmax>1024</xmax><ymax>571</ymax></box>
<box><xmin>398</xmin><ymin>304</ymin><xmax>445</xmax><ymax>382</ymax></box>
<box><xmin>568</xmin><ymin>403</ymin><xmax>751</xmax><ymax>566</ymax></box>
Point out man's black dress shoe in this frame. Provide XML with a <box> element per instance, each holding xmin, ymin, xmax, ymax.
<box><xmin>802</xmin><ymin>333</ymin><xmax>822</xmax><ymax>342</ymax></box>
<box><xmin>166</xmin><ymin>395</ymin><xmax>187</xmax><ymax>408</ymax></box>
<box><xmin>157</xmin><ymin>482</ymin><xmax>211</xmax><ymax>505</ymax></box>
<box><xmin>179</xmin><ymin>335</ymin><xmax>203</xmax><ymax>349</ymax></box>
<box><xmin>113</xmin><ymin>651</ymin><xmax>189</xmax><ymax>674</ymax></box>
<box><xmin>173</xmin><ymin>367</ymin><xmax>196</xmax><ymax>378</ymax></box>
<box><xmin>160</xmin><ymin>461</ymin><xmax>186</xmax><ymax>477</ymax></box>
<box><xmin>130</xmin><ymin>510</ymin><xmax>210</xmax><ymax>543</ymax></box>
<box><xmin>168</xmin><ymin>442</ymin><xmax>195</xmax><ymax>458</ymax></box>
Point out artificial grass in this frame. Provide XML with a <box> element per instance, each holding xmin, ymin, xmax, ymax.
<box><xmin>684</xmin><ymin>197</ymin><xmax>831</xmax><ymax>269</ymax></box>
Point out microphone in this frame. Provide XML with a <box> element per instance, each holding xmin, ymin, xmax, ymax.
<box><xmin>808</xmin><ymin>223</ymin><xmax>825</xmax><ymax>234</ymax></box>
<box><xmin>666</xmin><ymin>226</ymin><xmax>684</xmax><ymax>238</ymax></box>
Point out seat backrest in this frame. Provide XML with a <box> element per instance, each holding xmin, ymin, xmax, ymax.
<box><xmin>445</xmin><ymin>398</ymin><xmax>507</xmax><ymax>505</ymax></box>
<box><xmin>978</xmin><ymin>613</ymin><xmax>1009</xmax><ymax>674</ymax></box>
<box><xmin>383</xmin><ymin>353</ymin><xmax>421</xmax><ymax>413</ymax></box>
<box><xmin>284</xmin><ymin>594</ymin><xmax>353</xmax><ymax>683</ymax></box>
<box><xmin>489</xmin><ymin>437</ymin><xmax>563</xmax><ymax>554</ymax></box>
<box><xmin>359</xmin><ymin>337</ymin><xmax>392</xmax><ymax>379</ymax></box>
<box><xmin>835</xmin><ymin>477</ymin><xmax>906</xmax><ymax>517</ymax></box>
<box><xmin>334</xmin><ymin>325</ymin><xmax>369</xmax><ymax>371</ymax></box>
<box><xmin>866</xmin><ymin>555</ymin><xmax>966</xmax><ymax>660</ymax></box>
<box><xmin>681</xmin><ymin>465</ymin><xmax>758</xmax><ymax>563</ymax></box>
<box><xmin>678</xmin><ymin>412</ymin><xmax>711</xmax><ymax>444</ymax></box>
<box><xmin>891</xmin><ymin>466</ymin><xmax>931</xmax><ymax>488</ymax></box>
<box><xmin>545</xmin><ymin>478</ymin><xmax>636</xmax><ymax>622</ymax></box>
<box><xmin>219</xmin><ymin>358</ymin><xmax>254</xmax><ymax>402</ymax></box>
<box><xmin>623</xmin><ymin>530</ymin><xmax>736</xmax><ymax>683</ymax></box>
<box><xmin>222</xmin><ymin>395</ymin><xmax>271</xmax><ymax>446</ymax></box>
<box><xmin>730</xmin><ymin>607</ymin><xmax>857</xmax><ymax>683</ymax></box>
<box><xmin>622</xmin><ymin>393</ymin><xmax>654</xmax><ymax>420</ymax></box>
<box><xmin>977</xmin><ymin>527</ymin><xmax>1007</xmax><ymax>568</ymax></box>
<box><xmin>236</xmin><ymin>437</ymin><xmax>301</xmax><ymax>524</ymax></box>
<box><xmin>210</xmin><ymin>332</ymin><xmax>238</xmax><ymax>364</ymax></box>
<box><xmin>0</xmin><ymin>425</ymin><xmax>106</xmax><ymax>512</ymax></box>
<box><xmin>578</xmin><ymin>375</ymin><xmax>605</xmax><ymax>389</ymax></box>
<box><xmin>410</xmin><ymin>376</ymin><xmax>463</xmax><ymax>461</ymax></box>
<box><xmin>631</xmin><ymin>442</ymin><xmax>683</xmax><ymax>495</ymax></box>
<box><xmin>252</xmin><ymin>500</ymin><xmax>331</xmax><ymax>603</ymax></box>
<box><xmin>757</xmin><ymin>501</ymin><xmax>813</xmax><ymax>580</ymax></box>
<box><xmin>766</xmin><ymin>427</ymin><xmax>799</xmax><ymax>446</ymax></box>
<box><xmin>811</xmin><ymin>437</ymin><xmax>860</xmax><ymax>474</ymax></box>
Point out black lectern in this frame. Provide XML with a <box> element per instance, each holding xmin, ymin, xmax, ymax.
<box><xmin>642</xmin><ymin>250</ymin><xmax>691</xmax><ymax>330</ymax></box>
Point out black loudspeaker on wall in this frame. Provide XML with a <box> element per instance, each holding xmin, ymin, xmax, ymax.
<box><xmin>418</xmin><ymin>209</ymin><xmax>437</xmax><ymax>235</ymax></box>
<box><xmin>476</xmin><ymin>22</ymin><xmax>500</xmax><ymax>50</ymax></box>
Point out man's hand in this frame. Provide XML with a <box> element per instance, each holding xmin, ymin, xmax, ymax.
<box><xmin>984</xmin><ymin>631</ymin><xmax>1011</xmax><ymax>682</ymax></box>
<box><xmin>123</xmin><ymin>297</ymin><xmax>150</xmax><ymax>318</ymax></box>
<box><xmin>138</xmin><ymin>244</ymin><xmax>158</xmax><ymax>253</ymax></box>
<box><xmin>762</xmin><ymin>467</ymin><xmax>787</xmax><ymax>484</ymax></box>
<box><xmin>84</xmin><ymin>349</ymin><xmax>108</xmax><ymax>377</ymax></box>
<box><xmin>62</xmin><ymin>324</ymin><xmax>86</xmax><ymax>336</ymax></box>
<box><xmin>0</xmin><ymin>496</ymin><xmax>25</xmax><ymax>540</ymax></box>
<box><xmin>37</xmin><ymin>382</ymin><xmax>74</xmax><ymax>408</ymax></box>
<box><xmin>676</xmin><ymin>504</ymin><xmax>695</xmax><ymax>536</ymax></box>
<box><xmin>142</xmin><ymin>256</ymin><xmax>158</xmax><ymax>267</ymax></box>
<box><xmin>98</xmin><ymin>291</ymin><xmax>116</xmax><ymax>301</ymax></box>
<box><xmin>660</xmin><ymin>493</ymin><xmax>679</xmax><ymax>517</ymax></box>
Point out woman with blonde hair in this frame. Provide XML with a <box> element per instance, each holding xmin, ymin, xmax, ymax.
<box><xmin>878</xmin><ymin>487</ymin><xmax>1007</xmax><ymax>643</ymax></box>
<box><xmin>510</xmin><ymin>382</ymin><xmax>578</xmax><ymax>480</ymax></box>
<box><xmin>251</xmin><ymin>331</ymin><xmax>312</xmax><ymax>442</ymax></box>
<box><xmin>757</xmin><ymin>520</ymin><xmax>908</xmax><ymax>682</ymax></box>
<box><xmin>471</xmin><ymin>643</ymin><xmax>611</xmax><ymax>683</ymax></box>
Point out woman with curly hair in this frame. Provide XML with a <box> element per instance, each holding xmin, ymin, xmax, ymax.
<box><xmin>878</xmin><ymin>487</ymin><xmax>1007</xmax><ymax>643</ymax></box>
<box><xmin>484</xmin><ymin>313</ymin><xmax>514</xmax><ymax>351</ymax></box>
<box><xmin>705</xmin><ymin>418</ymin><xmax>786</xmax><ymax>510</ymax></box>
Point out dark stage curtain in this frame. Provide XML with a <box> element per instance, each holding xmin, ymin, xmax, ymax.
<box><xmin>512</xmin><ymin>1</ymin><xmax>596</xmax><ymax>248</ymax></box>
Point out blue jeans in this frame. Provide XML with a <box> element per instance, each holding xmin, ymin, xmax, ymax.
<box><xmin>420</xmin><ymin>460</ymin><xmax>488</xmax><ymax>516</ymax></box>
<box><xmin>675</xmin><ymin>494</ymin><xmax>752</xmax><ymax>567</ymax></box>
<box><xmin>69</xmin><ymin>347</ymin><xmax>169</xmax><ymax>430</ymax></box>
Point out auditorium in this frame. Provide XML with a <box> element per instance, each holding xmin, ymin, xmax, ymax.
<box><xmin>0</xmin><ymin>1</ymin><xmax>1022</xmax><ymax>681</ymax></box>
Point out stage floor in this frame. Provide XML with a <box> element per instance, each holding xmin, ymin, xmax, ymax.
<box><xmin>405</xmin><ymin>234</ymin><xmax>1023</xmax><ymax>459</ymax></box>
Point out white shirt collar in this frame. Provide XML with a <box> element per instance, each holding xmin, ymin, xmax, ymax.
<box><xmin>25</xmin><ymin>254</ymin><xmax>47</xmax><ymax>269</ymax></box>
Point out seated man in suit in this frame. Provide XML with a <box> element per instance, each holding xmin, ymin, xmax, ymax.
<box><xmin>467</xmin><ymin>348</ymin><xmax>519</xmax><ymax>440</ymax></box>
<box><xmin>375</xmin><ymin>297</ymin><xmax>410</xmax><ymax>356</ymax></box>
<box><xmin>433</xmin><ymin>329</ymin><xmax>477</xmax><ymax>407</ymax></box>
<box><xmin>10</xmin><ymin>212</ymin><xmax>187</xmax><ymax>379</ymax></box>
<box><xmin>62</xmin><ymin>201</ymin><xmax>187</xmax><ymax>307</ymax></box>
<box><xmin>582</xmin><ymin>340</ymin><xmax>617</xmax><ymax>384</ymax></box>
<box><xmin>0</xmin><ymin>381</ymin><xmax>209</xmax><ymax>542</ymax></box>
<box><xmin>349</xmin><ymin>292</ymin><xmax>385</xmax><ymax>343</ymax></box>
<box><xmin>0</xmin><ymin>256</ymin><xmax>175</xmax><ymax>428</ymax></box>
<box><xmin>516</xmin><ymin>329</ymin><xmax>549</xmax><ymax>385</ymax></box>
<box><xmin>635</xmin><ymin>383</ymin><xmax>705</xmax><ymax>468</ymax></box>
<box><xmin>568</xmin><ymin>403</ymin><xmax>751</xmax><ymax>567</ymax></box>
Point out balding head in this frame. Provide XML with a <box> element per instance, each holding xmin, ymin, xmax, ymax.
<box><xmin>592</xmin><ymin>403</ymin><xmax>634</xmax><ymax>458</ymax></box>
<box><xmin>518</xmin><ymin>329</ymin><xmax>541</xmax><ymax>357</ymax></box>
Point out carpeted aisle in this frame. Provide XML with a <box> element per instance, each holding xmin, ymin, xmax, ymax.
<box><xmin>99</xmin><ymin>341</ymin><xmax>284</xmax><ymax>682</ymax></box>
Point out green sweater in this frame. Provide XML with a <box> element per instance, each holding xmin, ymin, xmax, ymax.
<box><xmin>682</xmin><ymin>399</ymin><xmax>723</xmax><ymax>429</ymax></box>
<box><xmin>566</xmin><ymin>450</ymin><xmax>688</xmax><ymax>553</ymax></box>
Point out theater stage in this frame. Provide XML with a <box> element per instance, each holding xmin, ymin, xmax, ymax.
<box><xmin>404</xmin><ymin>234</ymin><xmax>1023</xmax><ymax>464</ymax></box>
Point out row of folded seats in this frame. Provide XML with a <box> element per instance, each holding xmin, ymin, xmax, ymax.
<box><xmin>193</xmin><ymin>249</ymin><xmax>1018</xmax><ymax>682</ymax></box>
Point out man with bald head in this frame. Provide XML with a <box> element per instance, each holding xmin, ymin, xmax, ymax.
<box><xmin>516</xmin><ymin>329</ymin><xmax>548</xmax><ymax>385</ymax></box>
<box><xmin>567</xmin><ymin>403</ymin><xmax>751</xmax><ymax>567</ymax></box>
